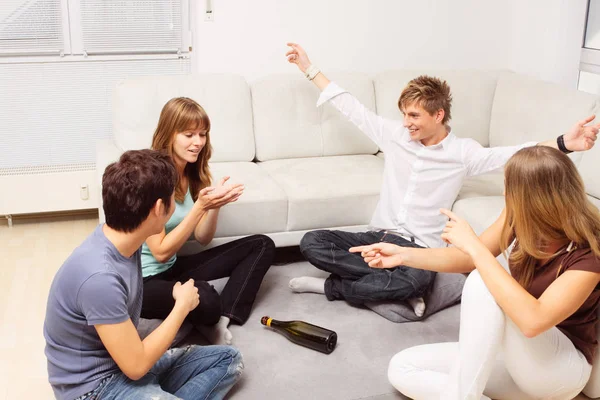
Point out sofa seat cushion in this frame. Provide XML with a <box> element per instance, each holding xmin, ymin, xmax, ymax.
<box><xmin>451</xmin><ymin>196</ymin><xmax>505</xmax><ymax>237</ymax></box>
<box><xmin>259</xmin><ymin>155</ymin><xmax>384</xmax><ymax>231</ymax></box>
<box><xmin>208</xmin><ymin>162</ymin><xmax>288</xmax><ymax>237</ymax></box>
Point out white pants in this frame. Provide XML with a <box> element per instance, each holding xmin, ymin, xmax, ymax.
<box><xmin>388</xmin><ymin>270</ymin><xmax>592</xmax><ymax>400</ymax></box>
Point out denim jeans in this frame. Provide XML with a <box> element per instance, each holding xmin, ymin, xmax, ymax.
<box><xmin>77</xmin><ymin>345</ymin><xmax>243</xmax><ymax>400</ymax></box>
<box><xmin>299</xmin><ymin>230</ymin><xmax>436</xmax><ymax>305</ymax></box>
<box><xmin>143</xmin><ymin>235</ymin><xmax>275</xmax><ymax>325</ymax></box>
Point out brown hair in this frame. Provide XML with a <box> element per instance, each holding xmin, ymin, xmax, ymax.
<box><xmin>102</xmin><ymin>149</ymin><xmax>177</xmax><ymax>232</ymax></box>
<box><xmin>500</xmin><ymin>146</ymin><xmax>600</xmax><ymax>288</ymax></box>
<box><xmin>398</xmin><ymin>75</ymin><xmax>453</xmax><ymax>125</ymax></box>
<box><xmin>151</xmin><ymin>97</ymin><xmax>212</xmax><ymax>202</ymax></box>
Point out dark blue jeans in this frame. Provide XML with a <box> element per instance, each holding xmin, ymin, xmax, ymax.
<box><xmin>299</xmin><ymin>230</ymin><xmax>436</xmax><ymax>305</ymax></box>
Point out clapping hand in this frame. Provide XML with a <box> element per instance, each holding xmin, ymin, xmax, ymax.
<box><xmin>197</xmin><ymin>176</ymin><xmax>244</xmax><ymax>210</ymax></box>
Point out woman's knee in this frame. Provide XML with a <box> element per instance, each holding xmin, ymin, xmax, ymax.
<box><xmin>387</xmin><ymin>348</ymin><xmax>418</xmax><ymax>392</ymax></box>
<box><xmin>257</xmin><ymin>234</ymin><xmax>275</xmax><ymax>250</ymax></box>
<box><xmin>190</xmin><ymin>281</ymin><xmax>222</xmax><ymax>325</ymax></box>
<box><xmin>462</xmin><ymin>269</ymin><xmax>494</xmax><ymax>303</ymax></box>
<box><xmin>257</xmin><ymin>234</ymin><xmax>275</xmax><ymax>256</ymax></box>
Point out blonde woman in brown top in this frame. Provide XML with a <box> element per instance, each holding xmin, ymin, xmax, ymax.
<box><xmin>351</xmin><ymin>146</ymin><xmax>600</xmax><ymax>399</ymax></box>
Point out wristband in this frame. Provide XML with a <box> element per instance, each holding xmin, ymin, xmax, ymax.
<box><xmin>305</xmin><ymin>64</ymin><xmax>320</xmax><ymax>81</ymax></box>
<box><xmin>557</xmin><ymin>134</ymin><xmax>573</xmax><ymax>154</ymax></box>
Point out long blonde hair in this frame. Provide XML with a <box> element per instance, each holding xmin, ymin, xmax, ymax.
<box><xmin>151</xmin><ymin>97</ymin><xmax>212</xmax><ymax>202</ymax></box>
<box><xmin>500</xmin><ymin>146</ymin><xmax>600</xmax><ymax>289</ymax></box>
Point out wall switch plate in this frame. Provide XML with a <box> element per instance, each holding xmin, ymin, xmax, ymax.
<box><xmin>80</xmin><ymin>184</ymin><xmax>89</xmax><ymax>200</ymax></box>
<box><xmin>205</xmin><ymin>0</ymin><xmax>214</xmax><ymax>21</ymax></box>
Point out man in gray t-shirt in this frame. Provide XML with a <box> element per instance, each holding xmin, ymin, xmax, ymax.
<box><xmin>43</xmin><ymin>149</ymin><xmax>243</xmax><ymax>400</ymax></box>
<box><xmin>44</xmin><ymin>225</ymin><xmax>143</xmax><ymax>398</ymax></box>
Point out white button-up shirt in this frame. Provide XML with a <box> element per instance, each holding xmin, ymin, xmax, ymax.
<box><xmin>317</xmin><ymin>82</ymin><xmax>536</xmax><ymax>248</ymax></box>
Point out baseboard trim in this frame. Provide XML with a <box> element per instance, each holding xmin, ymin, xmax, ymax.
<box><xmin>0</xmin><ymin>209</ymin><xmax>99</xmax><ymax>226</ymax></box>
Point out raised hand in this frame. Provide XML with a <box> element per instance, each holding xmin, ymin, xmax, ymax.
<box><xmin>215</xmin><ymin>176</ymin><xmax>244</xmax><ymax>206</ymax></box>
<box><xmin>286</xmin><ymin>42</ymin><xmax>312</xmax><ymax>74</ymax></box>
<box><xmin>172</xmin><ymin>279</ymin><xmax>200</xmax><ymax>313</ymax></box>
<box><xmin>439</xmin><ymin>209</ymin><xmax>481</xmax><ymax>255</ymax></box>
<box><xmin>563</xmin><ymin>115</ymin><xmax>599</xmax><ymax>151</ymax></box>
<box><xmin>196</xmin><ymin>182</ymin><xmax>244</xmax><ymax>211</ymax></box>
<box><xmin>349</xmin><ymin>242</ymin><xmax>407</xmax><ymax>269</ymax></box>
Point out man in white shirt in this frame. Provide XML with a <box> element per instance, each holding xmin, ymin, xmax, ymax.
<box><xmin>285</xmin><ymin>43</ymin><xmax>599</xmax><ymax>316</ymax></box>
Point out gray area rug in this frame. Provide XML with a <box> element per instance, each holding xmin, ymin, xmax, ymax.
<box><xmin>195</xmin><ymin>261</ymin><xmax>461</xmax><ymax>400</ymax></box>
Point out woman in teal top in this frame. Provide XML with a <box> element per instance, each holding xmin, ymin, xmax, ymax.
<box><xmin>141</xmin><ymin>97</ymin><xmax>275</xmax><ymax>345</ymax></box>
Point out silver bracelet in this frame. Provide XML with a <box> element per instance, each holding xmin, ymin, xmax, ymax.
<box><xmin>305</xmin><ymin>64</ymin><xmax>320</xmax><ymax>81</ymax></box>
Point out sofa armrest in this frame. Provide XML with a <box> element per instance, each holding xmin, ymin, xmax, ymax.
<box><xmin>96</xmin><ymin>139</ymin><xmax>124</xmax><ymax>223</ymax></box>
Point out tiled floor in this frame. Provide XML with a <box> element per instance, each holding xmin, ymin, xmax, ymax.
<box><xmin>0</xmin><ymin>215</ymin><xmax>592</xmax><ymax>399</ymax></box>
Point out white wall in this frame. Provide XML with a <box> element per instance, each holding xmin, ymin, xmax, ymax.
<box><xmin>508</xmin><ymin>0</ymin><xmax>588</xmax><ymax>88</ymax></box>
<box><xmin>192</xmin><ymin>0</ymin><xmax>588</xmax><ymax>88</ymax></box>
<box><xmin>192</xmin><ymin>0</ymin><xmax>512</xmax><ymax>80</ymax></box>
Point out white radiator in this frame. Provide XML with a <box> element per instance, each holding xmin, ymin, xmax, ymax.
<box><xmin>0</xmin><ymin>57</ymin><xmax>191</xmax><ymax>215</ymax></box>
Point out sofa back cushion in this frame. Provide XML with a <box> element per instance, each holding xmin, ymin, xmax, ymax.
<box><xmin>490</xmin><ymin>72</ymin><xmax>600</xmax><ymax>197</ymax></box>
<box><xmin>579</xmin><ymin>134</ymin><xmax>600</xmax><ymax>200</ymax></box>
<box><xmin>489</xmin><ymin>72</ymin><xmax>598</xmax><ymax>148</ymax></box>
<box><xmin>112</xmin><ymin>74</ymin><xmax>255</xmax><ymax>162</ymax></box>
<box><xmin>251</xmin><ymin>72</ymin><xmax>378</xmax><ymax>161</ymax></box>
<box><xmin>374</xmin><ymin>70</ymin><xmax>501</xmax><ymax>147</ymax></box>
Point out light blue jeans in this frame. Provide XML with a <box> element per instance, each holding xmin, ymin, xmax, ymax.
<box><xmin>78</xmin><ymin>345</ymin><xmax>243</xmax><ymax>400</ymax></box>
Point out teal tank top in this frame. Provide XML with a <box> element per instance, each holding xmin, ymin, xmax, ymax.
<box><xmin>141</xmin><ymin>190</ymin><xmax>194</xmax><ymax>277</ymax></box>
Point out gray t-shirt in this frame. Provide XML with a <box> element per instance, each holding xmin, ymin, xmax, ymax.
<box><xmin>43</xmin><ymin>224</ymin><xmax>143</xmax><ymax>400</ymax></box>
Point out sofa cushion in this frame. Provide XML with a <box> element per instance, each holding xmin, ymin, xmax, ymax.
<box><xmin>451</xmin><ymin>196</ymin><xmax>505</xmax><ymax>237</ymax></box>
<box><xmin>374</xmin><ymin>70</ymin><xmax>501</xmax><ymax>147</ymax></box>
<box><xmin>259</xmin><ymin>155</ymin><xmax>384</xmax><ymax>231</ymax></box>
<box><xmin>365</xmin><ymin>272</ymin><xmax>465</xmax><ymax>323</ymax></box>
<box><xmin>579</xmin><ymin>134</ymin><xmax>600</xmax><ymax>199</ymax></box>
<box><xmin>112</xmin><ymin>74</ymin><xmax>255</xmax><ymax>162</ymax></box>
<box><xmin>489</xmin><ymin>72</ymin><xmax>599</xmax><ymax>165</ymax></box>
<box><xmin>208</xmin><ymin>162</ymin><xmax>288</xmax><ymax>237</ymax></box>
<box><xmin>251</xmin><ymin>73</ymin><xmax>378</xmax><ymax>161</ymax></box>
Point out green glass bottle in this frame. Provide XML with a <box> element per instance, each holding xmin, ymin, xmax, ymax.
<box><xmin>260</xmin><ymin>316</ymin><xmax>337</xmax><ymax>354</ymax></box>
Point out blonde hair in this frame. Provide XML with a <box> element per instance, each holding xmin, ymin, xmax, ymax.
<box><xmin>151</xmin><ymin>97</ymin><xmax>212</xmax><ymax>203</ymax></box>
<box><xmin>500</xmin><ymin>146</ymin><xmax>600</xmax><ymax>288</ymax></box>
<box><xmin>398</xmin><ymin>75</ymin><xmax>453</xmax><ymax>125</ymax></box>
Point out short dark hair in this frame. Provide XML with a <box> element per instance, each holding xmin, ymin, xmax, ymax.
<box><xmin>102</xmin><ymin>149</ymin><xmax>178</xmax><ymax>232</ymax></box>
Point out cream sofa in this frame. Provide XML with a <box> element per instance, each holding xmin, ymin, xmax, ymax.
<box><xmin>96</xmin><ymin>70</ymin><xmax>600</xmax><ymax>398</ymax></box>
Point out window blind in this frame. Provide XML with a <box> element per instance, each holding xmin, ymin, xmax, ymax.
<box><xmin>0</xmin><ymin>0</ymin><xmax>63</xmax><ymax>55</ymax></box>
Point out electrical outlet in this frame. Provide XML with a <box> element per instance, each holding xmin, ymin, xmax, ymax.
<box><xmin>80</xmin><ymin>184</ymin><xmax>89</xmax><ymax>200</ymax></box>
